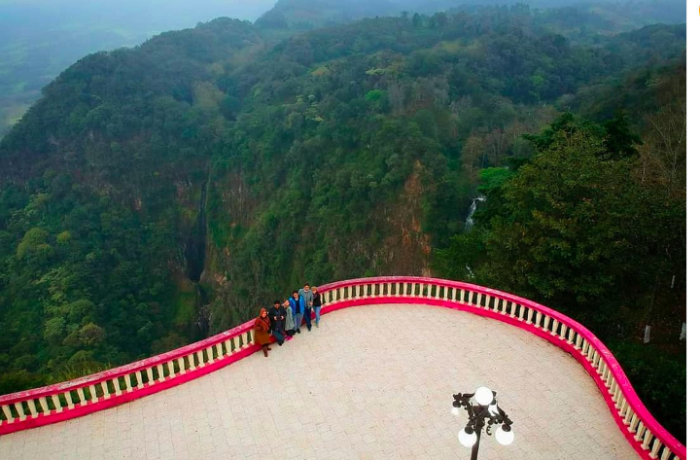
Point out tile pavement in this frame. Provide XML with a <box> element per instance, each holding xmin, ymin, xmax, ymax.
<box><xmin>0</xmin><ymin>304</ymin><xmax>639</xmax><ymax>460</ymax></box>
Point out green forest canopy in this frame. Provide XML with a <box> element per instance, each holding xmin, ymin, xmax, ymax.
<box><xmin>0</xmin><ymin>6</ymin><xmax>686</xmax><ymax>440</ymax></box>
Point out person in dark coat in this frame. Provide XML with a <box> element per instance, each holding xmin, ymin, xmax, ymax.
<box><xmin>311</xmin><ymin>286</ymin><xmax>323</xmax><ymax>328</ymax></box>
<box><xmin>253</xmin><ymin>308</ymin><xmax>273</xmax><ymax>357</ymax></box>
<box><xmin>268</xmin><ymin>300</ymin><xmax>286</xmax><ymax>346</ymax></box>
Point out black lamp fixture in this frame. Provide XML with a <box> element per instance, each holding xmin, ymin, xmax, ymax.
<box><xmin>452</xmin><ymin>386</ymin><xmax>514</xmax><ymax>460</ymax></box>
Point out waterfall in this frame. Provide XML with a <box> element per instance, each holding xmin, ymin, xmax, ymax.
<box><xmin>185</xmin><ymin>183</ymin><xmax>208</xmax><ymax>282</ymax></box>
<box><xmin>465</xmin><ymin>195</ymin><xmax>486</xmax><ymax>232</ymax></box>
<box><xmin>184</xmin><ymin>182</ymin><xmax>211</xmax><ymax>337</ymax></box>
<box><xmin>463</xmin><ymin>195</ymin><xmax>486</xmax><ymax>279</ymax></box>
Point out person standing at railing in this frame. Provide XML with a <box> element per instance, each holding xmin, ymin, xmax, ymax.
<box><xmin>284</xmin><ymin>299</ymin><xmax>296</xmax><ymax>337</ymax></box>
<box><xmin>299</xmin><ymin>283</ymin><xmax>314</xmax><ymax>332</ymax></box>
<box><xmin>253</xmin><ymin>308</ymin><xmax>273</xmax><ymax>357</ymax></box>
<box><xmin>268</xmin><ymin>300</ymin><xmax>286</xmax><ymax>346</ymax></box>
<box><xmin>311</xmin><ymin>286</ymin><xmax>323</xmax><ymax>328</ymax></box>
<box><xmin>289</xmin><ymin>291</ymin><xmax>305</xmax><ymax>334</ymax></box>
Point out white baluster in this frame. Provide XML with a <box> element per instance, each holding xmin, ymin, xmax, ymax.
<box><xmin>146</xmin><ymin>368</ymin><xmax>155</xmax><ymax>386</ymax></box>
<box><xmin>1</xmin><ymin>405</ymin><xmax>13</xmax><ymax>423</ymax></box>
<box><xmin>178</xmin><ymin>357</ymin><xmax>186</xmax><ymax>374</ymax></box>
<box><xmin>467</xmin><ymin>291</ymin><xmax>474</xmax><ymax>305</ymax></box>
<box><xmin>541</xmin><ymin>316</ymin><xmax>550</xmax><ymax>331</ymax></box>
<box><xmin>617</xmin><ymin>398</ymin><xmax>627</xmax><ymax>416</ymax></box>
<box><xmin>125</xmin><ymin>374</ymin><xmax>134</xmax><ymax>392</ymax></box>
<box><xmin>475</xmin><ymin>293</ymin><xmax>482</xmax><ymax>307</ymax></box>
<box><xmin>77</xmin><ymin>388</ymin><xmax>87</xmax><ymax>405</ymax></box>
<box><xmin>216</xmin><ymin>343</ymin><xmax>223</xmax><ymax>360</ymax></box>
<box><xmin>628</xmin><ymin>414</ymin><xmax>639</xmax><ymax>433</ymax></box>
<box><xmin>135</xmin><ymin>371</ymin><xmax>144</xmax><ymax>390</ymax></box>
<box><xmin>635</xmin><ymin>422</ymin><xmax>647</xmax><ymax>442</ymax></box>
<box><xmin>100</xmin><ymin>380</ymin><xmax>110</xmax><ymax>399</ymax></box>
<box><xmin>112</xmin><ymin>378</ymin><xmax>123</xmax><ymax>396</ymax></box>
<box><xmin>587</xmin><ymin>346</ymin><xmax>596</xmax><ymax>362</ymax></box>
<box><xmin>518</xmin><ymin>304</ymin><xmax>525</xmax><ymax>320</ymax></box>
<box><xmin>188</xmin><ymin>354</ymin><xmax>196</xmax><ymax>370</ymax></box>
<box><xmin>650</xmin><ymin>438</ymin><xmax>661</xmax><ymax>458</ymax></box>
<box><xmin>39</xmin><ymin>397</ymin><xmax>49</xmax><ymax>414</ymax></box>
<box><xmin>14</xmin><ymin>402</ymin><xmax>26</xmax><ymax>421</ymax></box>
<box><xmin>526</xmin><ymin>308</ymin><xmax>534</xmax><ymax>324</ymax></box>
<box><xmin>27</xmin><ymin>399</ymin><xmax>38</xmax><ymax>418</ymax></box>
<box><xmin>225</xmin><ymin>339</ymin><xmax>233</xmax><ymax>356</ymax></box>
<box><xmin>89</xmin><ymin>385</ymin><xmax>98</xmax><ymax>403</ymax></box>
<box><xmin>660</xmin><ymin>447</ymin><xmax>672</xmax><ymax>460</ymax></box>
<box><xmin>559</xmin><ymin>324</ymin><xmax>568</xmax><ymax>340</ymax></box>
<box><xmin>535</xmin><ymin>311</ymin><xmax>542</xmax><ymax>327</ymax></box>
<box><xmin>51</xmin><ymin>394</ymin><xmax>62</xmax><ymax>412</ymax></box>
<box><xmin>550</xmin><ymin>319</ymin><xmax>559</xmax><ymax>334</ymax></box>
<box><xmin>157</xmin><ymin>362</ymin><xmax>170</xmax><ymax>380</ymax></box>
<box><xmin>620</xmin><ymin>403</ymin><xmax>630</xmax><ymax>423</ymax></box>
<box><xmin>612</xmin><ymin>385</ymin><xmax>620</xmax><ymax>407</ymax></box>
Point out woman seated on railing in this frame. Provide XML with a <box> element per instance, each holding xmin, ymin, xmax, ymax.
<box><xmin>253</xmin><ymin>308</ymin><xmax>273</xmax><ymax>357</ymax></box>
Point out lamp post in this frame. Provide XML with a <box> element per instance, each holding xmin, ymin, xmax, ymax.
<box><xmin>452</xmin><ymin>386</ymin><xmax>514</xmax><ymax>460</ymax></box>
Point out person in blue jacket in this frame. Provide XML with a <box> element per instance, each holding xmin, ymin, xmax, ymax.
<box><xmin>288</xmin><ymin>291</ymin><xmax>305</xmax><ymax>334</ymax></box>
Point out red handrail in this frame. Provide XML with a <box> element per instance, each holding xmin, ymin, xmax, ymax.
<box><xmin>0</xmin><ymin>320</ymin><xmax>255</xmax><ymax>406</ymax></box>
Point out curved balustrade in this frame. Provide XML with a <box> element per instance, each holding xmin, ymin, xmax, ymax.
<box><xmin>0</xmin><ymin>318</ymin><xmax>258</xmax><ymax>434</ymax></box>
<box><xmin>0</xmin><ymin>276</ymin><xmax>686</xmax><ymax>460</ymax></box>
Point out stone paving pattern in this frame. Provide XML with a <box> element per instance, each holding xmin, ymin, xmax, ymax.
<box><xmin>0</xmin><ymin>304</ymin><xmax>639</xmax><ymax>460</ymax></box>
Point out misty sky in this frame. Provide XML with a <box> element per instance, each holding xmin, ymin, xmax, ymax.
<box><xmin>0</xmin><ymin>0</ymin><xmax>278</xmax><ymax>34</ymax></box>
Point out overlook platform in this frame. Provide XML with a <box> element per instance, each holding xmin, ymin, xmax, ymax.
<box><xmin>1</xmin><ymin>303</ymin><xmax>638</xmax><ymax>460</ymax></box>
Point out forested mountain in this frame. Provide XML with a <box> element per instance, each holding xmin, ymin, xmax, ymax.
<box><xmin>255</xmin><ymin>0</ymin><xmax>685</xmax><ymax>32</ymax></box>
<box><xmin>0</xmin><ymin>0</ymin><xmax>276</xmax><ymax>138</ymax></box>
<box><xmin>0</xmin><ymin>6</ymin><xmax>686</xmax><ymax>440</ymax></box>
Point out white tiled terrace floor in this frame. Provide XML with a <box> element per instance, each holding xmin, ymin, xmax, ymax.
<box><xmin>0</xmin><ymin>304</ymin><xmax>638</xmax><ymax>460</ymax></box>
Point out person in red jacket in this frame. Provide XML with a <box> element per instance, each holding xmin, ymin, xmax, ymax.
<box><xmin>253</xmin><ymin>308</ymin><xmax>273</xmax><ymax>357</ymax></box>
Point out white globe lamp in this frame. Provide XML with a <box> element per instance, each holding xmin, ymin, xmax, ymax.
<box><xmin>458</xmin><ymin>428</ymin><xmax>477</xmax><ymax>447</ymax></box>
<box><xmin>495</xmin><ymin>426</ymin><xmax>515</xmax><ymax>446</ymax></box>
<box><xmin>474</xmin><ymin>386</ymin><xmax>494</xmax><ymax>406</ymax></box>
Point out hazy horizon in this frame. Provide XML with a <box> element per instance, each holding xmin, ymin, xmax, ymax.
<box><xmin>0</xmin><ymin>0</ymin><xmax>686</xmax><ymax>138</ymax></box>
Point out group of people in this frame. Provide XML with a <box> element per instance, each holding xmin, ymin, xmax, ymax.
<box><xmin>253</xmin><ymin>284</ymin><xmax>324</xmax><ymax>357</ymax></box>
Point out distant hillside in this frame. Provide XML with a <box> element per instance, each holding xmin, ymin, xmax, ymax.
<box><xmin>255</xmin><ymin>0</ymin><xmax>686</xmax><ymax>31</ymax></box>
<box><xmin>0</xmin><ymin>0</ymin><xmax>276</xmax><ymax>139</ymax></box>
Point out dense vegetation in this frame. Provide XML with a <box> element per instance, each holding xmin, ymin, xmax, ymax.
<box><xmin>0</xmin><ymin>5</ymin><xmax>686</xmax><ymax>440</ymax></box>
<box><xmin>0</xmin><ymin>0</ymin><xmax>277</xmax><ymax>138</ymax></box>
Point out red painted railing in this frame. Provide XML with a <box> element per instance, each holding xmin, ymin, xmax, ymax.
<box><xmin>0</xmin><ymin>277</ymin><xmax>685</xmax><ymax>460</ymax></box>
